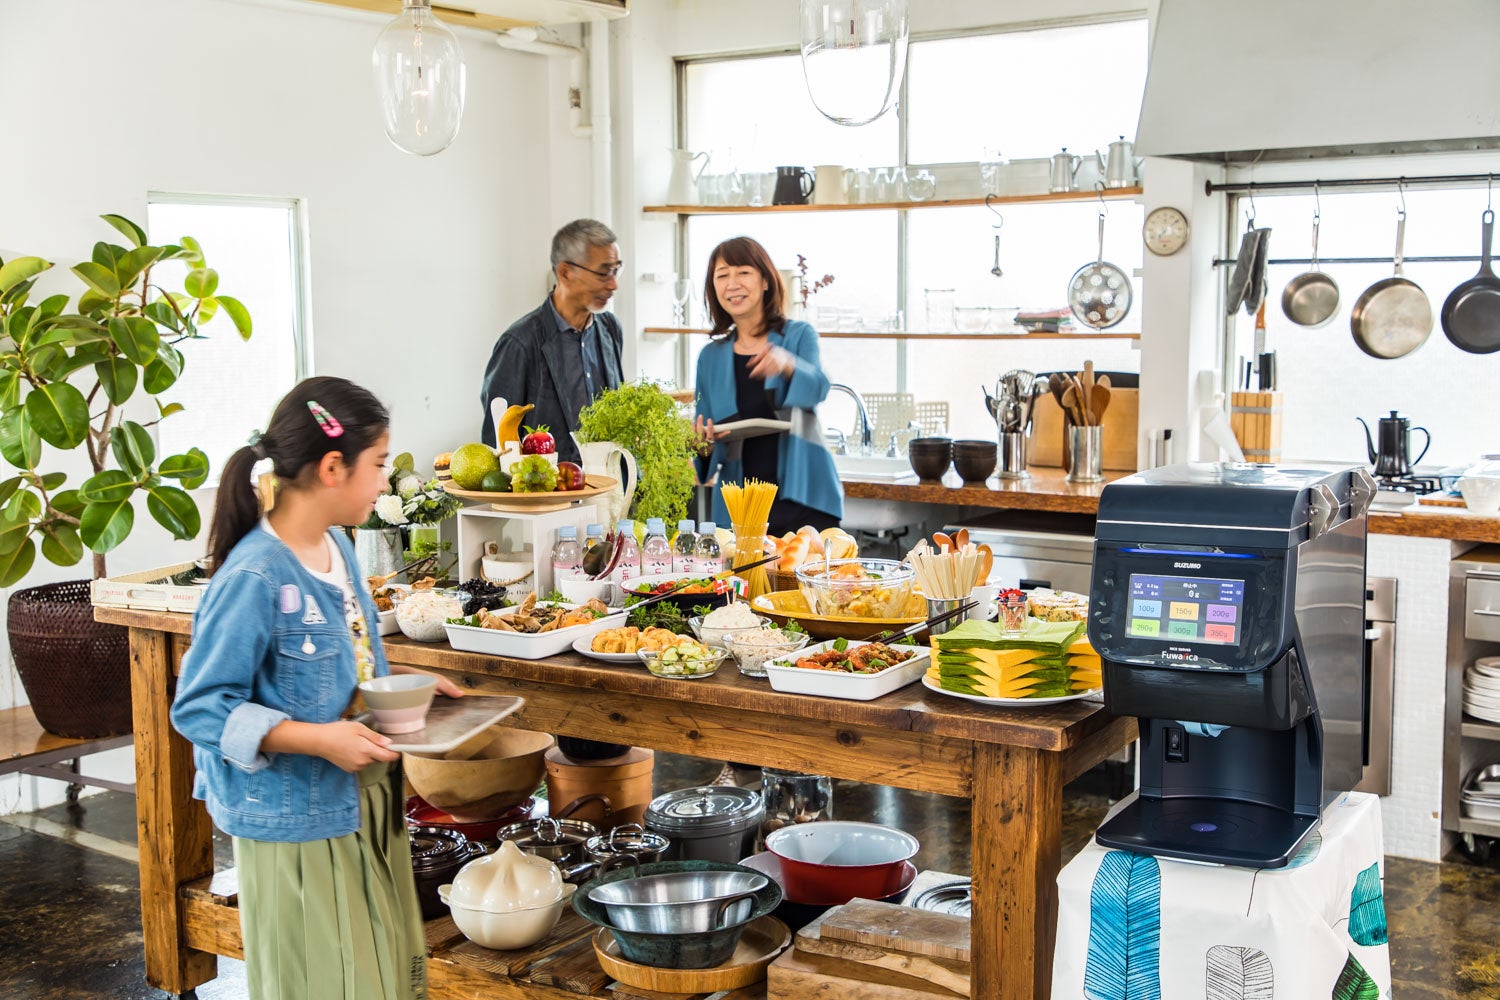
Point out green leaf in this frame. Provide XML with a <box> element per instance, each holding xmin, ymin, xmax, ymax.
<box><xmin>50</xmin><ymin>489</ymin><xmax>84</xmax><ymax>518</ymax></box>
<box><xmin>832</xmin><ymin>637</ymin><xmax>849</xmax><ymax>652</ymax></box>
<box><xmin>0</xmin><ymin>505</ymin><xmax>30</xmax><ymax>554</ymax></box>
<box><xmin>51</xmin><ymin>341</ymin><xmax>112</xmax><ymax>380</ymax></box>
<box><xmin>157</xmin><ymin>400</ymin><xmax>185</xmax><ymax>419</ymax></box>
<box><xmin>79</xmin><ymin>498</ymin><xmax>134</xmax><ymax>553</ymax></box>
<box><xmin>77</xmin><ymin>288</ymin><xmax>112</xmax><ymax>316</ymax></box>
<box><xmin>196</xmin><ymin>296</ymin><xmax>218</xmax><ymax>325</ymax></box>
<box><xmin>32</xmin><ymin>472</ymin><xmax>65</xmax><ymax>491</ymax></box>
<box><xmin>145</xmin><ymin>484</ymin><xmax>199</xmax><ymax>540</ymax></box>
<box><xmin>7</xmin><ymin>305</ymin><xmax>33</xmax><ymax>342</ymax></box>
<box><xmin>143</xmin><ymin>300</ymin><xmax>181</xmax><ymax>331</ymax></box>
<box><xmin>393</xmin><ymin>452</ymin><xmax>415</xmax><ymax>474</ymax></box>
<box><xmin>0</xmin><ymin>407</ymin><xmax>42</xmax><ymax>469</ymax></box>
<box><xmin>0</xmin><ymin>537</ymin><xmax>36</xmax><ymax>586</ymax></box>
<box><xmin>24</xmin><ymin>382</ymin><xmax>89</xmax><ymax>449</ymax></box>
<box><xmin>216</xmin><ymin>295</ymin><xmax>253</xmax><ymax>340</ymax></box>
<box><xmin>110</xmin><ymin>420</ymin><xmax>155</xmax><ymax>477</ymax></box>
<box><xmin>100</xmin><ymin>214</ymin><xmax>147</xmax><ymax>248</ymax></box>
<box><xmin>0</xmin><ymin>477</ymin><xmax>21</xmax><ymax>508</ymax></box>
<box><xmin>78</xmin><ymin>470</ymin><xmax>137</xmax><ymax>504</ymax></box>
<box><xmin>0</xmin><ymin>256</ymin><xmax>51</xmax><ymax>295</ymax></box>
<box><xmin>92</xmin><ymin>242</ymin><xmax>121</xmax><ymax>270</ymax></box>
<box><xmin>40</xmin><ymin>522</ymin><xmax>83</xmax><ymax>566</ymax></box>
<box><xmin>27</xmin><ymin>345</ymin><xmax>62</xmax><ymax>380</ymax></box>
<box><xmin>72</xmin><ymin>261</ymin><xmax>120</xmax><ymax>299</ymax></box>
<box><xmin>143</xmin><ymin>343</ymin><xmax>183</xmax><ymax>393</ymax></box>
<box><xmin>183</xmin><ymin>267</ymin><xmax>218</xmax><ymax>299</ymax></box>
<box><xmin>108</xmin><ymin>315</ymin><xmax>159</xmax><ymax>365</ymax></box>
<box><xmin>114</xmin><ymin>245</ymin><xmax>165</xmax><ymax>290</ymax></box>
<box><xmin>95</xmin><ymin>357</ymin><xmax>138</xmax><ymax>406</ymax></box>
<box><xmin>5</xmin><ymin>489</ymin><xmax>41</xmax><ymax>521</ymax></box>
<box><xmin>179</xmin><ymin>236</ymin><xmax>205</xmax><ymax>266</ymax></box>
<box><xmin>26</xmin><ymin>293</ymin><xmax>70</xmax><ymax>333</ymax></box>
<box><xmin>159</xmin><ymin>448</ymin><xmax>210</xmax><ymax>490</ymax></box>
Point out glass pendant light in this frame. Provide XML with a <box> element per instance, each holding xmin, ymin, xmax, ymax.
<box><xmin>372</xmin><ymin>0</ymin><xmax>466</xmax><ymax>156</ymax></box>
<box><xmin>799</xmin><ymin>0</ymin><xmax>908</xmax><ymax>127</ymax></box>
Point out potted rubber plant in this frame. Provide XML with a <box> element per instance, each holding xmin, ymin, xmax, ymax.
<box><xmin>0</xmin><ymin>214</ymin><xmax>251</xmax><ymax>737</ymax></box>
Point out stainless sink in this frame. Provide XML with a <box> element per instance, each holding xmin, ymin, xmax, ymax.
<box><xmin>833</xmin><ymin>454</ymin><xmax>919</xmax><ymax>532</ymax></box>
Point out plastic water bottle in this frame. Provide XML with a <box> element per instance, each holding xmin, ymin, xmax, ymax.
<box><xmin>694</xmin><ymin>522</ymin><xmax>722</xmax><ymax>574</ymax></box>
<box><xmin>613</xmin><ymin>519</ymin><xmax>642</xmax><ymax>586</ymax></box>
<box><xmin>584</xmin><ymin>523</ymin><xmax>605</xmax><ymax>557</ymax></box>
<box><xmin>642</xmin><ymin>518</ymin><xmax>673</xmax><ymax>576</ymax></box>
<box><xmin>672</xmin><ymin>519</ymin><xmax>698</xmax><ymax>573</ymax></box>
<box><xmin>551</xmin><ymin>526</ymin><xmax>582</xmax><ymax>584</ymax></box>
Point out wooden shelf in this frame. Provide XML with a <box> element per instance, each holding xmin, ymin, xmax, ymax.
<box><xmin>643</xmin><ymin>326</ymin><xmax>1140</xmax><ymax>342</ymax></box>
<box><xmin>1462</xmin><ymin>715</ymin><xmax>1500</xmax><ymax>742</ymax></box>
<box><xmin>644</xmin><ymin>187</ymin><xmax>1144</xmax><ymax>215</ymax></box>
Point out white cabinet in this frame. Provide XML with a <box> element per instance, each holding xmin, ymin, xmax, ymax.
<box><xmin>1444</xmin><ymin>545</ymin><xmax>1500</xmax><ymax>862</ymax></box>
<box><xmin>454</xmin><ymin>503</ymin><xmax>601</xmax><ymax>599</ymax></box>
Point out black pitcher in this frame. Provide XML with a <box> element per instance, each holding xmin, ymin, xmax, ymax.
<box><xmin>772</xmin><ymin>166</ymin><xmax>815</xmax><ymax>206</ymax></box>
<box><xmin>1357</xmin><ymin>410</ymin><xmax>1431</xmax><ymax>479</ymax></box>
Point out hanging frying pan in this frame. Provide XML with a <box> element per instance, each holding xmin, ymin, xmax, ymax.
<box><xmin>1350</xmin><ymin>212</ymin><xmax>1432</xmax><ymax>359</ymax></box>
<box><xmin>1440</xmin><ymin>208</ymin><xmax>1500</xmax><ymax>354</ymax></box>
<box><xmin>1282</xmin><ymin>213</ymin><xmax>1340</xmax><ymax>328</ymax></box>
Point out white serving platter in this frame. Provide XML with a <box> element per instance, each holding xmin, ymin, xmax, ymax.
<box><xmin>443</xmin><ymin>602</ymin><xmax>624</xmax><ymax>660</ymax></box>
<box><xmin>920</xmin><ymin>669</ymin><xmax>1101</xmax><ymax>707</ymax></box>
<box><xmin>358</xmin><ymin>694</ymin><xmax>524</xmax><ymax>753</ymax></box>
<box><xmin>713</xmin><ymin>418</ymin><xmax>792</xmax><ymax>442</ymax></box>
<box><xmin>570</xmin><ymin>634</ymin><xmax>643</xmax><ymax>663</ymax></box>
<box><xmin>762</xmin><ymin>640</ymin><xmax>928</xmax><ymax>701</ymax></box>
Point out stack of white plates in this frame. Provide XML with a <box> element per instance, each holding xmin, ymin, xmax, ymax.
<box><xmin>1461</xmin><ymin>764</ymin><xmax>1500</xmax><ymax>822</ymax></box>
<box><xmin>1463</xmin><ymin>656</ymin><xmax>1500</xmax><ymax>724</ymax></box>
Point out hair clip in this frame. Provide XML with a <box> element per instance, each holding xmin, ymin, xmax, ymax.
<box><xmin>247</xmin><ymin>430</ymin><xmax>268</xmax><ymax>460</ymax></box>
<box><xmin>307</xmin><ymin>400</ymin><xmax>344</xmax><ymax>438</ymax></box>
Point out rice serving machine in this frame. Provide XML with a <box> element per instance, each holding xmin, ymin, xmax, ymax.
<box><xmin>1087</xmin><ymin>463</ymin><xmax>1377</xmax><ymax>867</ymax></box>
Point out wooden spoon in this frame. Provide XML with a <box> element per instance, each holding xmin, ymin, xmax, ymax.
<box><xmin>1048</xmin><ymin>372</ymin><xmax>1069</xmax><ymax>408</ymax></box>
<box><xmin>954</xmin><ymin>527</ymin><xmax>970</xmax><ymax>549</ymax></box>
<box><xmin>932</xmin><ymin>531</ymin><xmax>953</xmax><ymax>553</ymax></box>
<box><xmin>1096</xmin><ymin>374</ymin><xmax>1112</xmax><ymax>390</ymax></box>
<box><xmin>976</xmin><ymin>544</ymin><xmax>993</xmax><ymax>581</ymax></box>
<box><xmin>1061</xmin><ymin>384</ymin><xmax>1087</xmax><ymax>426</ymax></box>
<box><xmin>1083</xmin><ymin>360</ymin><xmax>1095</xmax><ymax>398</ymax></box>
<box><xmin>1091</xmin><ymin>384</ymin><xmax>1112</xmax><ymax>422</ymax></box>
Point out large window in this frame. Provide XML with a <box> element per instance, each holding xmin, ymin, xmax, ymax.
<box><xmin>146</xmin><ymin>196</ymin><xmax>308</xmax><ymax>486</ymax></box>
<box><xmin>678</xmin><ymin>18</ymin><xmax>1148</xmax><ymax>442</ymax></box>
<box><xmin>1225</xmin><ymin>185</ymin><xmax>1500</xmax><ymax>468</ymax></box>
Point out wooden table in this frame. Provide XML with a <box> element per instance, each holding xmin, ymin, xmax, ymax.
<box><xmin>102</xmin><ymin>606</ymin><xmax>1134</xmax><ymax>1000</ymax></box>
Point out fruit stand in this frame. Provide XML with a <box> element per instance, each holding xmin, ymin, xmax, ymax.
<box><xmin>104</xmin><ymin>604</ymin><xmax>1134</xmax><ymax>1000</ymax></box>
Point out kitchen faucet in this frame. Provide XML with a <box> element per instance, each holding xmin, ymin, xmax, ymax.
<box><xmin>827</xmin><ymin>384</ymin><xmax>873</xmax><ymax>454</ymax></box>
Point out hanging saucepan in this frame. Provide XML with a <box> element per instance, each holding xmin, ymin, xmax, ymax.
<box><xmin>1440</xmin><ymin>208</ymin><xmax>1500</xmax><ymax>354</ymax></box>
<box><xmin>1282</xmin><ymin>212</ymin><xmax>1340</xmax><ymax>328</ymax></box>
<box><xmin>1067</xmin><ymin>213</ymin><xmax>1133</xmax><ymax>330</ymax></box>
<box><xmin>1350</xmin><ymin>211</ymin><xmax>1432</xmax><ymax>359</ymax></box>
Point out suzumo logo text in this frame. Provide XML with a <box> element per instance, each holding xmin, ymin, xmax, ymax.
<box><xmin>1173</xmin><ymin>561</ymin><xmax>1202</xmax><ymax>569</ymax></box>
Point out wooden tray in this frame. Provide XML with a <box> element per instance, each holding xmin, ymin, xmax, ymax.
<box><xmin>360</xmin><ymin>694</ymin><xmax>525</xmax><ymax>753</ymax></box>
<box><xmin>592</xmin><ymin>916</ymin><xmax>790</xmax><ymax>992</ymax></box>
<box><xmin>443</xmin><ymin>474</ymin><xmax>616</xmax><ymax>513</ymax></box>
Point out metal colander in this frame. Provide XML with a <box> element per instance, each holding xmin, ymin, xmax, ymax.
<box><xmin>1068</xmin><ymin>213</ymin><xmax>1133</xmax><ymax>330</ymax></box>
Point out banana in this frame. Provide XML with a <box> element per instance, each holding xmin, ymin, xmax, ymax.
<box><xmin>496</xmin><ymin>403</ymin><xmax>535</xmax><ymax>450</ymax></box>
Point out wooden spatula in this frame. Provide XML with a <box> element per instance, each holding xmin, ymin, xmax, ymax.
<box><xmin>1091</xmin><ymin>384</ymin><xmax>1111</xmax><ymax>422</ymax></box>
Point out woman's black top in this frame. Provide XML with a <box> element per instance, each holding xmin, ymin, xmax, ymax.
<box><xmin>732</xmin><ymin>351</ymin><xmax>839</xmax><ymax>536</ymax></box>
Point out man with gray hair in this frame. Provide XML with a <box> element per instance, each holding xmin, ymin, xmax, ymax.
<box><xmin>480</xmin><ymin>218</ymin><xmax>625</xmax><ymax>465</ymax></box>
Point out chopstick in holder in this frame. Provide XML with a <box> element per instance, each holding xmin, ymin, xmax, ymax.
<box><xmin>623</xmin><ymin>554</ymin><xmax>780</xmax><ymax>612</ymax></box>
<box><xmin>870</xmin><ymin>600</ymin><xmax>977</xmax><ymax>644</ymax></box>
<box><xmin>907</xmin><ymin>541</ymin><xmax>987</xmax><ymax>601</ymax></box>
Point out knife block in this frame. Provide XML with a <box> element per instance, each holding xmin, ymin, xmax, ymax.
<box><xmin>1230</xmin><ymin>391</ymin><xmax>1283</xmax><ymax>462</ymax></box>
<box><xmin>1027</xmin><ymin>389</ymin><xmax>1139</xmax><ymax>471</ymax></box>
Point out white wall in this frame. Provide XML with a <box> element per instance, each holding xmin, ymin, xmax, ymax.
<box><xmin>0</xmin><ymin>0</ymin><xmax>591</xmax><ymax>812</ymax></box>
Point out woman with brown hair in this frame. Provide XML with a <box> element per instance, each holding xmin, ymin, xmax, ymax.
<box><xmin>692</xmin><ymin>236</ymin><xmax>843</xmax><ymax>534</ymax></box>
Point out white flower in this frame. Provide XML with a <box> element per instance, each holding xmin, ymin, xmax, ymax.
<box><xmin>374</xmin><ymin>494</ymin><xmax>408</xmax><ymax>525</ymax></box>
<box><xmin>396</xmin><ymin>475</ymin><xmax>424</xmax><ymax>499</ymax></box>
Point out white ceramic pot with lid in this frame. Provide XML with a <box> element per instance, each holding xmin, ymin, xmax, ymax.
<box><xmin>438</xmin><ymin>840</ymin><xmax>578</xmax><ymax>950</ymax></box>
<box><xmin>644</xmin><ymin>785</ymin><xmax>764</xmax><ymax>864</ymax></box>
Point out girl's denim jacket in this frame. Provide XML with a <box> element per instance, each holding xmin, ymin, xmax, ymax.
<box><xmin>170</xmin><ymin>525</ymin><xmax>390</xmax><ymax>842</ymax></box>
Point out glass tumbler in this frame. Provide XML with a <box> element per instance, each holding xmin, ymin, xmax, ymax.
<box><xmin>907</xmin><ymin>169</ymin><xmax>937</xmax><ymax>201</ymax></box>
<box><xmin>924</xmin><ymin>288</ymin><xmax>957</xmax><ymax>332</ymax></box>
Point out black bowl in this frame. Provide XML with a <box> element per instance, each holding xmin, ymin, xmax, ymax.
<box><xmin>908</xmin><ymin>439</ymin><xmax>953</xmax><ymax>480</ymax></box>
<box><xmin>953</xmin><ymin>439</ymin><xmax>997</xmax><ymax>454</ymax></box>
<box><xmin>953</xmin><ymin>450</ymin><xmax>996</xmax><ymax>483</ymax></box>
<box><xmin>622</xmin><ymin>575</ymin><xmax>734</xmax><ymax>615</ymax></box>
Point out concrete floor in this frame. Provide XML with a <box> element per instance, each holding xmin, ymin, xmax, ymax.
<box><xmin>1</xmin><ymin>755</ymin><xmax>1497</xmax><ymax>999</ymax></box>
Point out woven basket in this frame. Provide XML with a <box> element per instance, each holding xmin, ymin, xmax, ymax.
<box><xmin>9</xmin><ymin>580</ymin><xmax>132</xmax><ymax>739</ymax></box>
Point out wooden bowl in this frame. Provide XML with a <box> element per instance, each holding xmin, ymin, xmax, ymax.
<box><xmin>403</xmin><ymin>728</ymin><xmax>555</xmax><ymax>822</ymax></box>
<box><xmin>592</xmin><ymin>915</ymin><xmax>790</xmax><ymax>991</ymax></box>
<box><xmin>749</xmin><ymin>590</ymin><xmax>927</xmax><ymax>641</ymax></box>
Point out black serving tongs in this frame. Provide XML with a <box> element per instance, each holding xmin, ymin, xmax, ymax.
<box><xmin>622</xmin><ymin>554</ymin><xmax>781</xmax><ymax>612</ymax></box>
<box><xmin>868</xmin><ymin>600</ymin><xmax>977</xmax><ymax>645</ymax></box>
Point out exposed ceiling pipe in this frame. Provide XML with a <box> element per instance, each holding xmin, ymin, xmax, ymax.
<box><xmin>495</xmin><ymin>27</ymin><xmax>591</xmax><ymax>139</ymax></box>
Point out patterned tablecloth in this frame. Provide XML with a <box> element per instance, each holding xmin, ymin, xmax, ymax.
<box><xmin>1053</xmin><ymin>791</ymin><xmax>1391</xmax><ymax>1000</ymax></box>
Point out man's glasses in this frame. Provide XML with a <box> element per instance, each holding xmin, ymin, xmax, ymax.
<box><xmin>564</xmin><ymin>260</ymin><xmax>623</xmax><ymax>281</ymax></box>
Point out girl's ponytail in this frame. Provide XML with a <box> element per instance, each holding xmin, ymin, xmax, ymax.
<box><xmin>207</xmin><ymin>444</ymin><xmax>265</xmax><ymax>574</ymax></box>
<box><xmin>205</xmin><ymin>376</ymin><xmax>389</xmax><ymax>575</ymax></box>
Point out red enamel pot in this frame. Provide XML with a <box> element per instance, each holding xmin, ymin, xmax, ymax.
<box><xmin>764</xmin><ymin>821</ymin><xmax>920</xmax><ymax>902</ymax></box>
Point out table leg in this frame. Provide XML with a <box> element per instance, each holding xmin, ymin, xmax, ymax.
<box><xmin>971</xmin><ymin>742</ymin><xmax>1062</xmax><ymax>1000</ymax></box>
<box><xmin>130</xmin><ymin>627</ymin><xmax>216</xmax><ymax>993</ymax></box>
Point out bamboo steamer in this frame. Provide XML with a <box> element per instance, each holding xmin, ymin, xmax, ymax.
<box><xmin>545</xmin><ymin>745</ymin><xmax>655</xmax><ymax>829</ymax></box>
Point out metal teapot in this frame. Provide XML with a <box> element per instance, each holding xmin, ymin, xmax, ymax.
<box><xmin>1049</xmin><ymin>149</ymin><xmax>1082</xmax><ymax>193</ymax></box>
<box><xmin>1094</xmin><ymin>136</ymin><xmax>1142</xmax><ymax>189</ymax></box>
<box><xmin>1357</xmin><ymin>410</ymin><xmax>1431</xmax><ymax>479</ymax></box>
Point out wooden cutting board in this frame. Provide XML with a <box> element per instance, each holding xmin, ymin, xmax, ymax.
<box><xmin>1028</xmin><ymin>388</ymin><xmax>1139</xmax><ymax>471</ymax></box>
<box><xmin>767</xmin><ymin>946</ymin><xmax>966</xmax><ymax>1000</ymax></box>
<box><xmin>796</xmin><ymin>907</ymin><xmax>971</xmax><ymax>997</ymax></box>
<box><xmin>818</xmin><ymin>898</ymin><xmax>971</xmax><ymax>963</ymax></box>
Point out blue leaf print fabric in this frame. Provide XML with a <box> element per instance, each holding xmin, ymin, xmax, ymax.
<box><xmin>1083</xmin><ymin>850</ymin><xmax>1163</xmax><ymax>1000</ymax></box>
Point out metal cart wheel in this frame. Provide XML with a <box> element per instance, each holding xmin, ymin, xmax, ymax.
<box><xmin>1461</xmin><ymin>833</ymin><xmax>1494</xmax><ymax>865</ymax></box>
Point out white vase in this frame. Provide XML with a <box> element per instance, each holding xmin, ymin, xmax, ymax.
<box><xmin>571</xmin><ymin>435</ymin><xmax>638</xmax><ymax>524</ymax></box>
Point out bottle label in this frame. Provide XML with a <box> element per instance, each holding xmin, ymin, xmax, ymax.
<box><xmin>643</xmin><ymin>555</ymin><xmax>672</xmax><ymax>576</ymax></box>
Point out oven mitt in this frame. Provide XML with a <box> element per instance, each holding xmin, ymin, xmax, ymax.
<box><xmin>1243</xmin><ymin>227</ymin><xmax>1272</xmax><ymax>315</ymax></box>
<box><xmin>1226</xmin><ymin>226</ymin><xmax>1260</xmax><ymax>315</ymax></box>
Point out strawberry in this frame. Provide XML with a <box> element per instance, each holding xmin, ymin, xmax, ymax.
<box><xmin>520</xmin><ymin>425</ymin><xmax>555</xmax><ymax>455</ymax></box>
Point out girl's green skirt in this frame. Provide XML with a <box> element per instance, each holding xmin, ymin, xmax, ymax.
<box><xmin>233</xmin><ymin>761</ymin><xmax>427</xmax><ymax>1000</ymax></box>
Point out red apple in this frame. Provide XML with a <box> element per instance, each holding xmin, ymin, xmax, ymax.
<box><xmin>521</xmin><ymin>425</ymin><xmax>555</xmax><ymax>455</ymax></box>
<box><xmin>555</xmin><ymin>461</ymin><xmax>586</xmax><ymax>491</ymax></box>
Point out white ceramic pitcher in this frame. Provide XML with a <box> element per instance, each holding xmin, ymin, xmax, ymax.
<box><xmin>571</xmin><ymin>434</ymin><xmax>638</xmax><ymax>523</ymax></box>
<box><xmin>667</xmin><ymin>149</ymin><xmax>710</xmax><ymax>205</ymax></box>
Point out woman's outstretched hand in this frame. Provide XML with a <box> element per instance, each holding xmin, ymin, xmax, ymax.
<box><xmin>746</xmin><ymin>345</ymin><xmax>796</xmax><ymax>381</ymax></box>
<box><xmin>693</xmin><ymin>414</ymin><xmax>726</xmax><ymax>455</ymax></box>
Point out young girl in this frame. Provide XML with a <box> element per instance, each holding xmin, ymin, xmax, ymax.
<box><xmin>171</xmin><ymin>376</ymin><xmax>461</xmax><ymax>1000</ymax></box>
